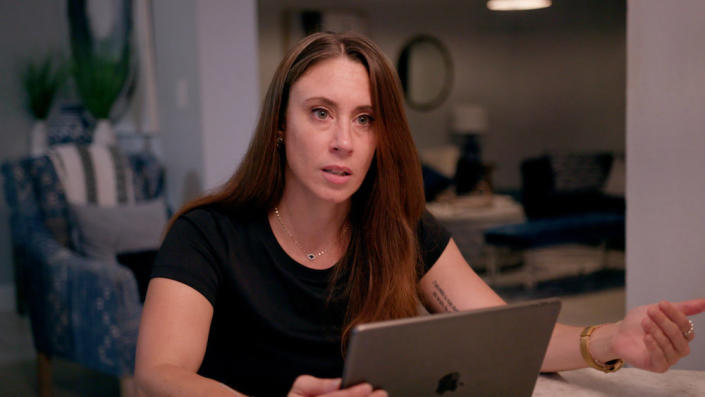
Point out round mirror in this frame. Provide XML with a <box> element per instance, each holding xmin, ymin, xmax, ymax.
<box><xmin>397</xmin><ymin>35</ymin><xmax>453</xmax><ymax>111</ymax></box>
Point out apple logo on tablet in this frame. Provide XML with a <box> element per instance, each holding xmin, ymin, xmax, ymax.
<box><xmin>436</xmin><ymin>372</ymin><xmax>462</xmax><ymax>394</ymax></box>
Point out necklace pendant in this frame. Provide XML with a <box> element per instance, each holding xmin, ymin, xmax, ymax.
<box><xmin>306</xmin><ymin>253</ymin><xmax>316</xmax><ymax>261</ymax></box>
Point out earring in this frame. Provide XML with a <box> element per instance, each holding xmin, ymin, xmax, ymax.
<box><xmin>277</xmin><ymin>136</ymin><xmax>284</xmax><ymax>146</ymax></box>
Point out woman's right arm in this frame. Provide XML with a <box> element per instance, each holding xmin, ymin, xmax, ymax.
<box><xmin>134</xmin><ymin>277</ymin><xmax>385</xmax><ymax>397</ymax></box>
<box><xmin>134</xmin><ymin>277</ymin><xmax>243</xmax><ymax>396</ymax></box>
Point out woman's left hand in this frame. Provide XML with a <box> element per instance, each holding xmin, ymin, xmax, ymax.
<box><xmin>610</xmin><ymin>298</ymin><xmax>705</xmax><ymax>372</ymax></box>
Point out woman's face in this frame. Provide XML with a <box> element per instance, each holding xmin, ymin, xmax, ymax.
<box><xmin>281</xmin><ymin>56</ymin><xmax>377</xmax><ymax>205</ymax></box>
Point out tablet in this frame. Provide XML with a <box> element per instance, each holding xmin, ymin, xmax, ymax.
<box><xmin>342</xmin><ymin>298</ymin><xmax>561</xmax><ymax>396</ymax></box>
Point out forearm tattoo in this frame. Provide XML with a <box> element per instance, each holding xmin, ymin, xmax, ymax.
<box><xmin>431</xmin><ymin>280</ymin><xmax>459</xmax><ymax>312</ymax></box>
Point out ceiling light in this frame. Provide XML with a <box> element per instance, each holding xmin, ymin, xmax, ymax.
<box><xmin>487</xmin><ymin>0</ymin><xmax>552</xmax><ymax>11</ymax></box>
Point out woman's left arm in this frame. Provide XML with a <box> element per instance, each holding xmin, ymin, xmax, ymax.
<box><xmin>419</xmin><ymin>238</ymin><xmax>705</xmax><ymax>373</ymax></box>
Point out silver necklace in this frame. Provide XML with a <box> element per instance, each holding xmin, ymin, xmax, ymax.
<box><xmin>273</xmin><ymin>207</ymin><xmax>326</xmax><ymax>261</ymax></box>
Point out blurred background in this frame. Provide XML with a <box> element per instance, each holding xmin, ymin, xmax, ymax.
<box><xmin>1</xmin><ymin>1</ymin><xmax>704</xmax><ymax>395</ymax></box>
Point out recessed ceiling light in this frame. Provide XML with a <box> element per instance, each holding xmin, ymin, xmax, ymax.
<box><xmin>487</xmin><ymin>0</ymin><xmax>552</xmax><ymax>11</ymax></box>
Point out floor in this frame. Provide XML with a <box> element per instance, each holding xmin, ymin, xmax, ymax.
<box><xmin>0</xmin><ymin>309</ymin><xmax>120</xmax><ymax>397</ymax></box>
<box><xmin>0</xmin><ymin>288</ymin><xmax>626</xmax><ymax>396</ymax></box>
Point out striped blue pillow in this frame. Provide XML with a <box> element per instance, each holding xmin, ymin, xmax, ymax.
<box><xmin>48</xmin><ymin>144</ymin><xmax>135</xmax><ymax>206</ymax></box>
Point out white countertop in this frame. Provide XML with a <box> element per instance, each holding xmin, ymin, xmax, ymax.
<box><xmin>534</xmin><ymin>368</ymin><xmax>705</xmax><ymax>396</ymax></box>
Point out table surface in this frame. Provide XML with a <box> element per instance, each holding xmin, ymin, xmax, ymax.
<box><xmin>426</xmin><ymin>194</ymin><xmax>526</xmax><ymax>269</ymax></box>
<box><xmin>427</xmin><ymin>194</ymin><xmax>525</xmax><ymax>223</ymax></box>
<box><xmin>533</xmin><ymin>368</ymin><xmax>705</xmax><ymax>396</ymax></box>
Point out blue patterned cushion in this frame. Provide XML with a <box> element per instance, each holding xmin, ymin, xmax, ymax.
<box><xmin>46</xmin><ymin>104</ymin><xmax>93</xmax><ymax>146</ymax></box>
<box><xmin>27</xmin><ymin>156</ymin><xmax>73</xmax><ymax>247</ymax></box>
<box><xmin>2</xmin><ymin>160</ymin><xmax>40</xmax><ymax>218</ymax></box>
<box><xmin>129</xmin><ymin>151</ymin><xmax>164</xmax><ymax>201</ymax></box>
<box><xmin>550</xmin><ymin>153</ymin><xmax>612</xmax><ymax>193</ymax></box>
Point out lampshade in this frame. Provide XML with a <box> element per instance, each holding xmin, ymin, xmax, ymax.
<box><xmin>451</xmin><ymin>104</ymin><xmax>488</xmax><ymax>134</ymax></box>
<box><xmin>487</xmin><ymin>0</ymin><xmax>551</xmax><ymax>11</ymax></box>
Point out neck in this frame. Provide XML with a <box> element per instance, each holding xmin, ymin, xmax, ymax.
<box><xmin>277</xmin><ymin>190</ymin><xmax>349</xmax><ymax>239</ymax></box>
<box><xmin>270</xmin><ymin>185</ymin><xmax>350</xmax><ymax>267</ymax></box>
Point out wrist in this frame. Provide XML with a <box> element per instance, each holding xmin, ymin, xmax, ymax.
<box><xmin>589</xmin><ymin>322</ymin><xmax>620</xmax><ymax>363</ymax></box>
<box><xmin>580</xmin><ymin>323</ymin><xmax>623</xmax><ymax>373</ymax></box>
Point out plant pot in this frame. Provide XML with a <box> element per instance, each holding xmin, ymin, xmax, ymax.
<box><xmin>30</xmin><ymin>120</ymin><xmax>48</xmax><ymax>156</ymax></box>
<box><xmin>93</xmin><ymin>119</ymin><xmax>115</xmax><ymax>146</ymax></box>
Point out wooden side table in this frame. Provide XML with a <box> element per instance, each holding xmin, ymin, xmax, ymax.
<box><xmin>427</xmin><ymin>194</ymin><xmax>525</xmax><ymax>272</ymax></box>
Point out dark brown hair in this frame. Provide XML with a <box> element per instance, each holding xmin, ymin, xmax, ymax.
<box><xmin>168</xmin><ymin>31</ymin><xmax>425</xmax><ymax>346</ymax></box>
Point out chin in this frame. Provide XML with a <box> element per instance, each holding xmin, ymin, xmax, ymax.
<box><xmin>314</xmin><ymin>186</ymin><xmax>359</xmax><ymax>204</ymax></box>
<box><xmin>318</xmin><ymin>192</ymin><xmax>354</xmax><ymax>204</ymax></box>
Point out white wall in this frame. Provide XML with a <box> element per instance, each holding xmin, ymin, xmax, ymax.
<box><xmin>196</xmin><ymin>0</ymin><xmax>258</xmax><ymax>192</ymax></box>
<box><xmin>258</xmin><ymin>0</ymin><xmax>626</xmax><ymax>190</ymax></box>
<box><xmin>153</xmin><ymin>0</ymin><xmax>258</xmax><ymax>208</ymax></box>
<box><xmin>152</xmin><ymin>0</ymin><xmax>205</xmax><ymax>208</ymax></box>
<box><xmin>626</xmin><ymin>0</ymin><xmax>705</xmax><ymax>370</ymax></box>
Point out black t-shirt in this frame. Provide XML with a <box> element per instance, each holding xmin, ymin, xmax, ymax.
<box><xmin>151</xmin><ymin>207</ymin><xmax>450</xmax><ymax>396</ymax></box>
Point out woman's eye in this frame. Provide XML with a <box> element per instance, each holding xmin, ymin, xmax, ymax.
<box><xmin>357</xmin><ymin>115</ymin><xmax>373</xmax><ymax>126</ymax></box>
<box><xmin>313</xmin><ymin>108</ymin><xmax>329</xmax><ymax>119</ymax></box>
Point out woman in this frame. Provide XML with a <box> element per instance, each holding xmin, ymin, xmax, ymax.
<box><xmin>135</xmin><ymin>32</ymin><xmax>704</xmax><ymax>397</ymax></box>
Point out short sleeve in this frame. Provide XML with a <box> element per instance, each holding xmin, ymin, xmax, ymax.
<box><xmin>418</xmin><ymin>210</ymin><xmax>451</xmax><ymax>274</ymax></box>
<box><xmin>151</xmin><ymin>209</ymin><xmax>223</xmax><ymax>307</ymax></box>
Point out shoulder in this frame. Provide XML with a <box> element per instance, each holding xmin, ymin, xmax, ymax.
<box><xmin>418</xmin><ymin>210</ymin><xmax>451</xmax><ymax>247</ymax></box>
<box><xmin>175</xmin><ymin>205</ymin><xmax>252</xmax><ymax>234</ymax></box>
<box><xmin>417</xmin><ymin>209</ymin><xmax>451</xmax><ymax>272</ymax></box>
<box><xmin>179</xmin><ymin>205</ymin><xmax>228</xmax><ymax>225</ymax></box>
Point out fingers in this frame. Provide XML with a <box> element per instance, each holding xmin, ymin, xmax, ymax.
<box><xmin>290</xmin><ymin>375</ymin><xmax>341</xmax><ymax>395</ymax></box>
<box><xmin>324</xmin><ymin>383</ymin><xmax>386</xmax><ymax>397</ymax></box>
<box><xmin>641</xmin><ymin>314</ymin><xmax>680</xmax><ymax>365</ymax></box>
<box><xmin>659</xmin><ymin>301</ymin><xmax>696</xmax><ymax>342</ymax></box>
<box><xmin>649</xmin><ymin>305</ymin><xmax>691</xmax><ymax>356</ymax></box>
<box><xmin>672</xmin><ymin>298</ymin><xmax>705</xmax><ymax>316</ymax></box>
<box><xmin>639</xmin><ymin>303</ymin><xmax>695</xmax><ymax>372</ymax></box>
<box><xmin>643</xmin><ymin>333</ymin><xmax>669</xmax><ymax>373</ymax></box>
<box><xmin>288</xmin><ymin>376</ymin><xmax>386</xmax><ymax>397</ymax></box>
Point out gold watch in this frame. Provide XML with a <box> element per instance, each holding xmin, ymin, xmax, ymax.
<box><xmin>580</xmin><ymin>325</ymin><xmax>624</xmax><ymax>373</ymax></box>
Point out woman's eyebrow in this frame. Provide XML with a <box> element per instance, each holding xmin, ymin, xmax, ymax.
<box><xmin>303</xmin><ymin>97</ymin><xmax>337</xmax><ymax>108</ymax></box>
<box><xmin>303</xmin><ymin>97</ymin><xmax>374</xmax><ymax>114</ymax></box>
<box><xmin>356</xmin><ymin>105</ymin><xmax>374</xmax><ymax>115</ymax></box>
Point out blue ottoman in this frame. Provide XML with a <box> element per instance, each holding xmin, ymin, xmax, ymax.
<box><xmin>483</xmin><ymin>212</ymin><xmax>624</xmax><ymax>287</ymax></box>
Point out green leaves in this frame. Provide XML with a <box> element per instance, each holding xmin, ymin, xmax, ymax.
<box><xmin>72</xmin><ymin>46</ymin><xmax>131</xmax><ymax>119</ymax></box>
<box><xmin>68</xmin><ymin>0</ymin><xmax>133</xmax><ymax>120</ymax></box>
<box><xmin>21</xmin><ymin>55</ymin><xmax>67</xmax><ymax>120</ymax></box>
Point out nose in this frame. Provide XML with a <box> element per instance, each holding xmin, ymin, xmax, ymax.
<box><xmin>331</xmin><ymin>120</ymin><xmax>353</xmax><ymax>154</ymax></box>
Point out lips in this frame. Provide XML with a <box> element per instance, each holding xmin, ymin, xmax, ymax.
<box><xmin>322</xmin><ymin>165</ymin><xmax>352</xmax><ymax>184</ymax></box>
<box><xmin>322</xmin><ymin>166</ymin><xmax>352</xmax><ymax>176</ymax></box>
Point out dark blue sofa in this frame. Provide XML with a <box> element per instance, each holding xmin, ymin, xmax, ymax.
<box><xmin>483</xmin><ymin>153</ymin><xmax>625</xmax><ymax>285</ymax></box>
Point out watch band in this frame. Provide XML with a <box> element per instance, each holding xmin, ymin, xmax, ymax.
<box><xmin>580</xmin><ymin>325</ymin><xmax>624</xmax><ymax>373</ymax></box>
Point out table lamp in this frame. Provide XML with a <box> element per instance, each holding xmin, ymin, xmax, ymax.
<box><xmin>451</xmin><ymin>103</ymin><xmax>488</xmax><ymax>194</ymax></box>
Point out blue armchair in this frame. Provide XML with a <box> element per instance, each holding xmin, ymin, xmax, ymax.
<box><xmin>1</xmin><ymin>148</ymin><xmax>164</xmax><ymax>395</ymax></box>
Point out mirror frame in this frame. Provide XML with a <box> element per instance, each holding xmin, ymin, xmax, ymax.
<box><xmin>397</xmin><ymin>35</ymin><xmax>454</xmax><ymax>111</ymax></box>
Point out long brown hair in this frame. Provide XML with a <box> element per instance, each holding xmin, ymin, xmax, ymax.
<box><xmin>169</xmin><ymin>32</ymin><xmax>426</xmax><ymax>346</ymax></box>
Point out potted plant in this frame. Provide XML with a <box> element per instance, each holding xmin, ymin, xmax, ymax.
<box><xmin>68</xmin><ymin>0</ymin><xmax>133</xmax><ymax>146</ymax></box>
<box><xmin>21</xmin><ymin>55</ymin><xmax>66</xmax><ymax>156</ymax></box>
<box><xmin>72</xmin><ymin>49</ymin><xmax>131</xmax><ymax>145</ymax></box>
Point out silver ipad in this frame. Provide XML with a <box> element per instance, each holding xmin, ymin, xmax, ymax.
<box><xmin>342</xmin><ymin>298</ymin><xmax>561</xmax><ymax>396</ymax></box>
